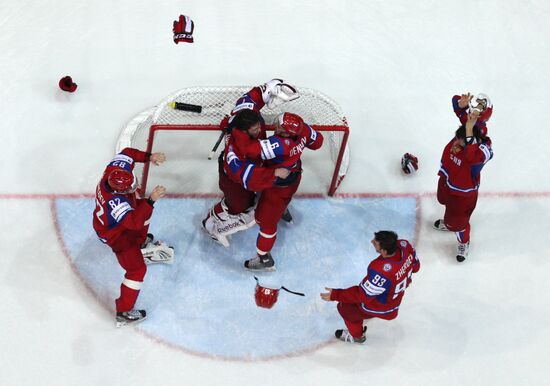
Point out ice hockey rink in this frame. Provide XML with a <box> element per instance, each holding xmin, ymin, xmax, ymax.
<box><xmin>2</xmin><ymin>1</ymin><xmax>550</xmax><ymax>385</ymax></box>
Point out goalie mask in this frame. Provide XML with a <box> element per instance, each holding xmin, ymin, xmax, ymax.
<box><xmin>468</xmin><ymin>93</ymin><xmax>493</xmax><ymax>122</ymax></box>
<box><xmin>274</xmin><ymin>112</ymin><xmax>305</xmax><ymax>138</ymax></box>
<box><xmin>108</xmin><ymin>169</ymin><xmax>137</xmax><ymax>194</ymax></box>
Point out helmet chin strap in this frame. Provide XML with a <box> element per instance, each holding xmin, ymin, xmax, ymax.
<box><xmin>128</xmin><ymin>171</ymin><xmax>138</xmax><ymax>193</ymax></box>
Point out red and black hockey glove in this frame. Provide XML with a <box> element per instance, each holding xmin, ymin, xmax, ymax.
<box><xmin>173</xmin><ymin>15</ymin><xmax>194</xmax><ymax>44</ymax></box>
<box><xmin>401</xmin><ymin>153</ymin><xmax>419</xmax><ymax>174</ymax></box>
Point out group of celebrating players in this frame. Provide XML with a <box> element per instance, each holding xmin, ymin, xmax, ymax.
<box><xmin>92</xmin><ymin>79</ymin><xmax>493</xmax><ymax>344</ymax></box>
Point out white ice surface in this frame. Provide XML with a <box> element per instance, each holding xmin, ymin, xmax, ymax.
<box><xmin>1</xmin><ymin>1</ymin><xmax>550</xmax><ymax>385</ymax></box>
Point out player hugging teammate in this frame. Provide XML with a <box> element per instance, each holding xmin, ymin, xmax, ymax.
<box><xmin>93</xmin><ymin>84</ymin><xmax>493</xmax><ymax>348</ymax></box>
<box><xmin>201</xmin><ymin>78</ymin><xmax>323</xmax><ymax>271</ymax></box>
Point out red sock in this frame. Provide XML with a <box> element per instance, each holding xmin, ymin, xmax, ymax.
<box><xmin>455</xmin><ymin>224</ymin><xmax>471</xmax><ymax>243</ymax></box>
<box><xmin>115</xmin><ymin>284</ymin><xmax>140</xmax><ymax>313</ymax></box>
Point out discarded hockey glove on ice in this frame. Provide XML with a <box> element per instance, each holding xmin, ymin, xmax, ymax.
<box><xmin>141</xmin><ymin>241</ymin><xmax>174</xmax><ymax>265</ymax></box>
<box><xmin>173</xmin><ymin>15</ymin><xmax>194</xmax><ymax>44</ymax></box>
<box><xmin>401</xmin><ymin>153</ymin><xmax>419</xmax><ymax>174</ymax></box>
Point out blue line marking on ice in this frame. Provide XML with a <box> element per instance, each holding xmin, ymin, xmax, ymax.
<box><xmin>55</xmin><ymin>197</ymin><xmax>416</xmax><ymax>359</ymax></box>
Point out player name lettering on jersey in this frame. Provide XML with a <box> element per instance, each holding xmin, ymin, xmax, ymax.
<box><xmin>450</xmin><ymin>153</ymin><xmax>461</xmax><ymax>166</ymax></box>
<box><xmin>289</xmin><ymin>136</ymin><xmax>308</xmax><ymax>157</ymax></box>
<box><xmin>395</xmin><ymin>253</ymin><xmax>416</xmax><ymax>281</ymax></box>
<box><xmin>96</xmin><ymin>184</ymin><xmax>105</xmax><ymax>205</ymax></box>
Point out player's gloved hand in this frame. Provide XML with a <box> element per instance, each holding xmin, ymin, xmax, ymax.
<box><xmin>173</xmin><ymin>15</ymin><xmax>194</xmax><ymax>44</ymax></box>
<box><xmin>260</xmin><ymin>79</ymin><xmax>299</xmax><ymax>109</ymax></box>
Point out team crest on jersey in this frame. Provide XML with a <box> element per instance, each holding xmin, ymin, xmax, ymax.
<box><xmin>383</xmin><ymin>263</ymin><xmax>392</xmax><ymax>272</ymax></box>
<box><xmin>284</xmin><ymin>139</ymin><xmax>290</xmax><ymax>146</ymax></box>
<box><xmin>400</xmin><ymin>241</ymin><xmax>407</xmax><ymax>248</ymax></box>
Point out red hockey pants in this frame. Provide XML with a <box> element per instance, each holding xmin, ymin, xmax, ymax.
<box><xmin>437</xmin><ymin>176</ymin><xmax>478</xmax><ymax>243</ymax></box>
<box><xmin>254</xmin><ymin>176</ymin><xmax>301</xmax><ymax>254</ymax></box>
<box><xmin>110</xmin><ymin>229</ymin><xmax>149</xmax><ymax>313</ymax></box>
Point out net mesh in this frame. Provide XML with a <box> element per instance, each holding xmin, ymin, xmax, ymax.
<box><xmin>117</xmin><ymin>86</ymin><xmax>350</xmax><ymax>196</ymax></box>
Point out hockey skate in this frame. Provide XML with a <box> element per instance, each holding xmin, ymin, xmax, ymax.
<box><xmin>116</xmin><ymin>309</ymin><xmax>147</xmax><ymax>327</ymax></box>
<box><xmin>281</xmin><ymin>208</ymin><xmax>293</xmax><ymax>223</ymax></box>
<box><xmin>244</xmin><ymin>252</ymin><xmax>276</xmax><ymax>272</ymax></box>
<box><xmin>140</xmin><ymin>233</ymin><xmax>154</xmax><ymax>248</ymax></box>
<box><xmin>433</xmin><ymin>219</ymin><xmax>449</xmax><ymax>231</ymax></box>
<box><xmin>335</xmin><ymin>326</ymin><xmax>367</xmax><ymax>344</ymax></box>
<box><xmin>456</xmin><ymin>241</ymin><xmax>470</xmax><ymax>262</ymax></box>
<box><xmin>141</xmin><ymin>241</ymin><xmax>174</xmax><ymax>265</ymax></box>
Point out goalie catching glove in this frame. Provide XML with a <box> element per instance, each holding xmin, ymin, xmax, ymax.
<box><xmin>260</xmin><ymin>79</ymin><xmax>299</xmax><ymax>109</ymax></box>
<box><xmin>141</xmin><ymin>241</ymin><xmax>174</xmax><ymax>265</ymax></box>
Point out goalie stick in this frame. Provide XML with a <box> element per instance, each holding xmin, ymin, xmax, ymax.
<box><xmin>169</xmin><ymin>101</ymin><xmax>203</xmax><ymax>113</ymax></box>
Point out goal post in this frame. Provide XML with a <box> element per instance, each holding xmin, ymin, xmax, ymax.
<box><xmin>117</xmin><ymin>86</ymin><xmax>350</xmax><ymax>197</ymax></box>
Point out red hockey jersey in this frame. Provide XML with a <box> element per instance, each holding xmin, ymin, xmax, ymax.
<box><xmin>93</xmin><ymin>148</ymin><xmax>154</xmax><ymax>247</ymax></box>
<box><xmin>330</xmin><ymin>240</ymin><xmax>420</xmax><ymax>320</ymax></box>
<box><xmin>438</xmin><ymin>138</ymin><xmax>493</xmax><ymax>197</ymax></box>
<box><xmin>244</xmin><ymin>124</ymin><xmax>324</xmax><ymax>186</ymax></box>
<box><xmin>221</xmin><ymin>86</ymin><xmax>281</xmax><ymax>191</ymax></box>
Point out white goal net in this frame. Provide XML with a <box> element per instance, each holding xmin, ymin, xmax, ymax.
<box><xmin>117</xmin><ymin>86</ymin><xmax>350</xmax><ymax>197</ymax></box>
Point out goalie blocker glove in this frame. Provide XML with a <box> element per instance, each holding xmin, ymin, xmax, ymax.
<box><xmin>173</xmin><ymin>15</ymin><xmax>194</xmax><ymax>44</ymax></box>
<box><xmin>141</xmin><ymin>241</ymin><xmax>174</xmax><ymax>264</ymax></box>
<box><xmin>260</xmin><ymin>79</ymin><xmax>299</xmax><ymax>109</ymax></box>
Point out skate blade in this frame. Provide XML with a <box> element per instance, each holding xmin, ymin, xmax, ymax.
<box><xmin>245</xmin><ymin>266</ymin><xmax>276</xmax><ymax>272</ymax></box>
<box><xmin>116</xmin><ymin>315</ymin><xmax>147</xmax><ymax>328</ymax></box>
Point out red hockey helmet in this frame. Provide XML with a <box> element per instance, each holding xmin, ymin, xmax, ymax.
<box><xmin>274</xmin><ymin>112</ymin><xmax>305</xmax><ymax>138</ymax></box>
<box><xmin>401</xmin><ymin>153</ymin><xmax>419</xmax><ymax>174</ymax></box>
<box><xmin>468</xmin><ymin>93</ymin><xmax>493</xmax><ymax>122</ymax></box>
<box><xmin>107</xmin><ymin>169</ymin><xmax>137</xmax><ymax>193</ymax></box>
<box><xmin>59</xmin><ymin>75</ymin><xmax>77</xmax><ymax>92</ymax></box>
<box><xmin>255</xmin><ymin>284</ymin><xmax>280</xmax><ymax>309</ymax></box>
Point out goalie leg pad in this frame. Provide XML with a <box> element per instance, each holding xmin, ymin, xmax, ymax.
<box><xmin>202</xmin><ymin>210</ymin><xmax>230</xmax><ymax>247</ymax></box>
<box><xmin>202</xmin><ymin>202</ymin><xmax>255</xmax><ymax>247</ymax></box>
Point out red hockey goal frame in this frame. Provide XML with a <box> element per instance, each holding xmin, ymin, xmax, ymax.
<box><xmin>117</xmin><ymin>86</ymin><xmax>350</xmax><ymax>197</ymax></box>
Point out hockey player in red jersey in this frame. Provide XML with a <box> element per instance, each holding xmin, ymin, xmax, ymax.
<box><xmin>452</xmin><ymin>92</ymin><xmax>493</xmax><ymax>137</ymax></box>
<box><xmin>243</xmin><ymin>112</ymin><xmax>323</xmax><ymax>271</ymax></box>
<box><xmin>320</xmin><ymin>231</ymin><xmax>420</xmax><ymax>344</ymax></box>
<box><xmin>202</xmin><ymin>79</ymin><xmax>299</xmax><ymax>247</ymax></box>
<box><xmin>433</xmin><ymin>109</ymin><xmax>493</xmax><ymax>262</ymax></box>
<box><xmin>93</xmin><ymin>147</ymin><xmax>173</xmax><ymax>326</ymax></box>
